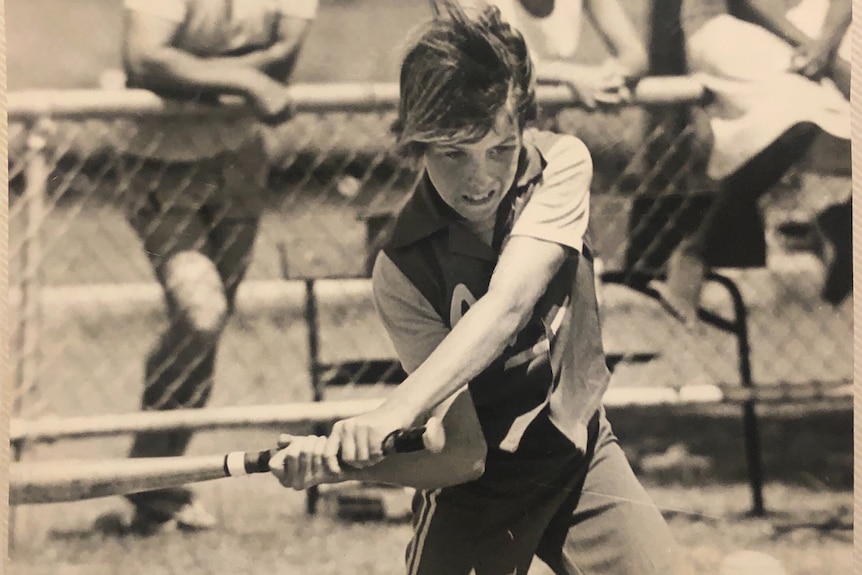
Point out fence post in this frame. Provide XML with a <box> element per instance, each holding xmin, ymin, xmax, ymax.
<box><xmin>16</xmin><ymin>121</ymin><xmax>48</xmax><ymax>419</ymax></box>
<box><xmin>10</xmin><ymin>119</ymin><xmax>49</xmax><ymax>547</ymax></box>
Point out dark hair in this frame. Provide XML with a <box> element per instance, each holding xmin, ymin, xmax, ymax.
<box><xmin>393</xmin><ymin>0</ymin><xmax>537</xmax><ymax>158</ymax></box>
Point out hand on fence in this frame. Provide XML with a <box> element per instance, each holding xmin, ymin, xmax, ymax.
<box><xmin>789</xmin><ymin>39</ymin><xmax>836</xmax><ymax>80</ymax></box>
<box><xmin>247</xmin><ymin>78</ymin><xmax>296</xmax><ymax>125</ymax></box>
<box><xmin>558</xmin><ymin>61</ymin><xmax>632</xmax><ymax>109</ymax></box>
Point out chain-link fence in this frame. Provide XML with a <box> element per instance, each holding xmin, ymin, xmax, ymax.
<box><xmin>8</xmin><ymin>83</ymin><xmax>852</xmax><ymax>492</ymax></box>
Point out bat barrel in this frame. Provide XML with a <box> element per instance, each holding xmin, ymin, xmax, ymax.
<box><xmin>10</xmin><ymin>454</ymin><xmax>229</xmax><ymax>505</ymax></box>
<box><xmin>11</xmin><ymin>421</ymin><xmax>445</xmax><ymax>505</ymax></box>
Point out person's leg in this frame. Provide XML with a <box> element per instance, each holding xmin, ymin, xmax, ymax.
<box><xmin>121</xmin><ymin>159</ymin><xmax>233</xmax><ymax>531</ymax></box>
<box><xmin>535</xmin><ymin>410</ymin><xmax>689</xmax><ymax>575</ymax></box>
<box><xmin>407</xmin><ymin>413</ymin><xmax>601</xmax><ymax>575</ymax></box>
<box><xmin>403</xmin><ymin>488</ymin><xmax>483</xmax><ymax>575</ymax></box>
<box><xmin>652</xmin><ymin>121</ymin><xmax>820</xmax><ymax>326</ymax></box>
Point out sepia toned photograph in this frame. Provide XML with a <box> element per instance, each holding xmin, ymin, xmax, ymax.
<box><xmin>5</xmin><ymin>0</ymin><xmax>853</xmax><ymax>573</ymax></box>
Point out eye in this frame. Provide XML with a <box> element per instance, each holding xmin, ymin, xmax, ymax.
<box><xmin>441</xmin><ymin>149</ymin><xmax>465</xmax><ymax>160</ymax></box>
<box><xmin>489</xmin><ymin>145</ymin><xmax>516</xmax><ymax>157</ymax></box>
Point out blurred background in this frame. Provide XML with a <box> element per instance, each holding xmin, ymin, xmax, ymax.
<box><xmin>6</xmin><ymin>1</ymin><xmax>852</xmax><ymax>574</ymax></box>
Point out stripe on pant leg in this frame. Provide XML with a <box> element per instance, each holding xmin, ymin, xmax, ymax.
<box><xmin>406</xmin><ymin>489</ymin><xmax>439</xmax><ymax>575</ymax></box>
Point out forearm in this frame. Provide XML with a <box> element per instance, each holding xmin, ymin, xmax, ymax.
<box><xmin>212</xmin><ymin>42</ymin><xmax>299</xmax><ymax>75</ymax></box>
<box><xmin>743</xmin><ymin>1</ymin><xmax>848</xmax><ymax>48</ymax></box>
<box><xmin>126</xmin><ymin>47</ymin><xmax>278</xmax><ymax>99</ymax></box>
<box><xmin>342</xmin><ymin>446</ymin><xmax>485</xmax><ymax>490</ymax></box>
<box><xmin>384</xmin><ymin>294</ymin><xmax>527</xmax><ymax>420</ymax></box>
<box><xmin>818</xmin><ymin>0</ymin><xmax>851</xmax><ymax>49</ymax></box>
<box><xmin>584</xmin><ymin>0</ymin><xmax>648</xmax><ymax>78</ymax></box>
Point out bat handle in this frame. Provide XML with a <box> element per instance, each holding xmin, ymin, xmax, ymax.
<box><xmin>228</xmin><ymin>417</ymin><xmax>446</xmax><ymax>476</ymax></box>
<box><xmin>382</xmin><ymin>416</ymin><xmax>445</xmax><ymax>455</ymax></box>
<box><xmin>223</xmin><ymin>449</ymin><xmax>280</xmax><ymax>476</ymax></box>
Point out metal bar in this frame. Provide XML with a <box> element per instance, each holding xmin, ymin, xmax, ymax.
<box><xmin>7</xmin><ymin>77</ymin><xmax>706</xmax><ymax>121</ymax></box>
<box><xmin>605</xmin><ymin>271</ymin><xmax>768</xmax><ymax>515</ymax></box>
<box><xmin>706</xmin><ymin>273</ymin><xmax>766</xmax><ymax>517</ymax></box>
<box><xmin>15</xmin><ymin>125</ymin><xmax>47</xmax><ymax>419</ymax></box>
<box><xmin>10</xmin><ymin>381</ymin><xmax>850</xmax><ymax>444</ymax></box>
<box><xmin>304</xmin><ymin>278</ymin><xmax>325</xmax><ymax>515</ymax></box>
<box><xmin>9</xmin><ymin>399</ymin><xmax>387</xmax><ymax>444</ymax></box>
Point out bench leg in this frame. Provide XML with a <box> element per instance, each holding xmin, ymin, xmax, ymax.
<box><xmin>702</xmin><ymin>273</ymin><xmax>766</xmax><ymax>517</ymax></box>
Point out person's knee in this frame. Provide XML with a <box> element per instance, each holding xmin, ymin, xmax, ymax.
<box><xmin>163</xmin><ymin>251</ymin><xmax>229</xmax><ymax>337</ymax></box>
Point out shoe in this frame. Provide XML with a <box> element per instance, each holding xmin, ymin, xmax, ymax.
<box><xmin>815</xmin><ymin>201</ymin><xmax>852</xmax><ymax>306</ymax></box>
<box><xmin>649</xmin><ymin>241</ymin><xmax>706</xmax><ymax>329</ymax></box>
<box><xmin>128</xmin><ymin>500</ymin><xmax>216</xmax><ymax>536</ymax></box>
<box><xmin>173</xmin><ymin>499</ymin><xmax>217</xmax><ymax>531</ymax></box>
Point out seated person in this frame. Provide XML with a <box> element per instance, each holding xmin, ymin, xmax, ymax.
<box><xmin>650</xmin><ymin>0</ymin><xmax>851</xmax><ymax>326</ymax></box>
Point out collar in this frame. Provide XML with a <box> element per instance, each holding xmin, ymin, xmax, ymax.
<box><xmin>387</xmin><ymin>141</ymin><xmax>546</xmax><ymax>251</ymax></box>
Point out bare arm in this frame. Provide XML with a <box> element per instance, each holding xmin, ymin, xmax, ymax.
<box><xmin>314</xmin><ymin>235</ymin><xmax>569</xmax><ymax>475</ymax></box>
<box><xmin>742</xmin><ymin>0</ymin><xmax>849</xmax><ymax>95</ymax></box>
<box><xmin>583</xmin><ymin>0</ymin><xmax>648</xmax><ymax>79</ymax></box>
<box><xmin>123</xmin><ymin>9</ymin><xmax>299</xmax><ymax>120</ymax></box>
<box><xmin>271</xmin><ymin>389</ymin><xmax>488</xmax><ymax>490</ymax></box>
<box><xmin>381</xmin><ymin>237</ymin><xmax>568</xmax><ymax>421</ymax></box>
<box><xmin>271</xmin><ymin>238</ymin><xmax>569</xmax><ymax>490</ymax></box>
<box><xmin>531</xmin><ymin>0</ymin><xmax>647</xmax><ymax>106</ymax></box>
<box><xmin>224</xmin><ymin>15</ymin><xmax>314</xmax><ymax>82</ymax></box>
<box><xmin>744</xmin><ymin>0</ymin><xmax>850</xmax><ymax>48</ymax></box>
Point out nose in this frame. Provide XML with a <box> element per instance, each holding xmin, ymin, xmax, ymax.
<box><xmin>467</xmin><ymin>157</ymin><xmax>493</xmax><ymax>189</ymax></box>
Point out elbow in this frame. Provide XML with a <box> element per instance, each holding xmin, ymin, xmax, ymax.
<box><xmin>123</xmin><ymin>48</ymin><xmax>178</xmax><ymax>87</ymax></box>
<box><xmin>465</xmin><ymin>454</ymin><xmax>486</xmax><ymax>481</ymax></box>
<box><xmin>444</xmin><ymin>444</ymin><xmax>486</xmax><ymax>486</ymax></box>
<box><xmin>123</xmin><ymin>52</ymin><xmax>161</xmax><ymax>86</ymax></box>
<box><xmin>621</xmin><ymin>47</ymin><xmax>648</xmax><ymax>79</ymax></box>
<box><xmin>462</xmin><ymin>442</ymin><xmax>487</xmax><ymax>481</ymax></box>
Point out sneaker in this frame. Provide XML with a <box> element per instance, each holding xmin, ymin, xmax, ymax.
<box><xmin>815</xmin><ymin>201</ymin><xmax>852</xmax><ymax>306</ymax></box>
<box><xmin>128</xmin><ymin>500</ymin><xmax>216</xmax><ymax>536</ymax></box>
<box><xmin>173</xmin><ymin>499</ymin><xmax>217</xmax><ymax>531</ymax></box>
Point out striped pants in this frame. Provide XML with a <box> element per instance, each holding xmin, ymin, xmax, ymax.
<box><xmin>404</xmin><ymin>409</ymin><xmax>689</xmax><ymax>575</ymax></box>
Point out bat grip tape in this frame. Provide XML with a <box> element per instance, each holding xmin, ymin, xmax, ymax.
<box><xmin>224</xmin><ymin>450</ymin><xmax>275</xmax><ymax>476</ymax></box>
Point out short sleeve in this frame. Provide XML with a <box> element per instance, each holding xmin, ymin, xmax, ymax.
<box><xmin>372</xmin><ymin>252</ymin><xmax>449</xmax><ymax>374</ymax></box>
<box><xmin>276</xmin><ymin>0</ymin><xmax>319</xmax><ymax>20</ymax></box>
<box><xmin>124</xmin><ymin>0</ymin><xmax>187</xmax><ymax>22</ymax></box>
<box><xmin>509</xmin><ymin>135</ymin><xmax>592</xmax><ymax>252</ymax></box>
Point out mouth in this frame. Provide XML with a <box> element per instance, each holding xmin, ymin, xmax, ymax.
<box><xmin>461</xmin><ymin>189</ymin><xmax>496</xmax><ymax>206</ymax></box>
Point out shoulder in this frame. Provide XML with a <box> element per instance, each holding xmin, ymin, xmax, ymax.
<box><xmin>509</xmin><ymin>131</ymin><xmax>592</xmax><ymax>251</ymax></box>
<box><xmin>525</xmin><ymin>130</ymin><xmax>593</xmax><ymax>184</ymax></box>
<box><xmin>528</xmin><ymin>130</ymin><xmax>591</xmax><ymax>165</ymax></box>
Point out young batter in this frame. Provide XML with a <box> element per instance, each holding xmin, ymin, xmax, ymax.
<box><xmin>119</xmin><ymin>0</ymin><xmax>317</xmax><ymax>534</ymax></box>
<box><xmin>271</xmin><ymin>4</ymin><xmax>688</xmax><ymax>573</ymax></box>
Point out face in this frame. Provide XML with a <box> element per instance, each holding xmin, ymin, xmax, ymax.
<box><xmin>424</xmin><ymin>108</ymin><xmax>522</xmax><ymax>225</ymax></box>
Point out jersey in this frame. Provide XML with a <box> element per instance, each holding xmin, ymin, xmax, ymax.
<box><xmin>117</xmin><ymin>0</ymin><xmax>318</xmax><ymax>162</ymax></box>
<box><xmin>372</xmin><ymin>129</ymin><xmax>609</xmax><ymax>461</ymax></box>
